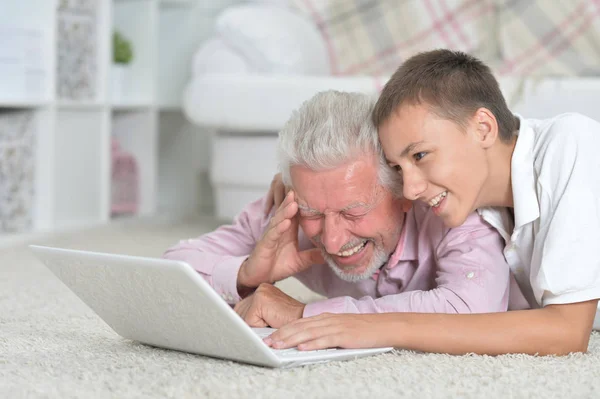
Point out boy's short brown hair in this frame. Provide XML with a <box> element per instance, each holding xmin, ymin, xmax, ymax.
<box><xmin>372</xmin><ymin>49</ymin><xmax>519</xmax><ymax>142</ymax></box>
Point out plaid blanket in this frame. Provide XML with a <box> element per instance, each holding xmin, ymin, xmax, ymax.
<box><xmin>497</xmin><ymin>0</ymin><xmax>600</xmax><ymax>76</ymax></box>
<box><xmin>290</xmin><ymin>0</ymin><xmax>499</xmax><ymax>76</ymax></box>
<box><xmin>290</xmin><ymin>0</ymin><xmax>600</xmax><ymax>77</ymax></box>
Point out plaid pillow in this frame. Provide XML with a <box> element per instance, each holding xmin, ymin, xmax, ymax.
<box><xmin>290</xmin><ymin>0</ymin><xmax>499</xmax><ymax>76</ymax></box>
<box><xmin>496</xmin><ymin>0</ymin><xmax>600</xmax><ymax>76</ymax></box>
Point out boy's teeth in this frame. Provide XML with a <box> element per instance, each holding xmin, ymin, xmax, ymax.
<box><xmin>337</xmin><ymin>241</ymin><xmax>366</xmax><ymax>257</ymax></box>
<box><xmin>429</xmin><ymin>191</ymin><xmax>447</xmax><ymax>207</ymax></box>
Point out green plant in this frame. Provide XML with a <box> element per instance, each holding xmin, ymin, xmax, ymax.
<box><xmin>113</xmin><ymin>31</ymin><xmax>133</xmax><ymax>64</ymax></box>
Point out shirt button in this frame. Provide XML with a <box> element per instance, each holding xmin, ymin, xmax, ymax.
<box><xmin>466</xmin><ymin>271</ymin><xmax>475</xmax><ymax>279</ymax></box>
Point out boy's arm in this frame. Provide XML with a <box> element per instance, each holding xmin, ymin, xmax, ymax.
<box><xmin>267</xmin><ymin>300</ymin><xmax>598</xmax><ymax>355</ymax></box>
<box><xmin>390</xmin><ymin>300</ymin><xmax>598</xmax><ymax>355</ymax></box>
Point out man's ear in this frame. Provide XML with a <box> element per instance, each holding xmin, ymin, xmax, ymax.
<box><xmin>473</xmin><ymin>108</ymin><xmax>499</xmax><ymax>149</ymax></box>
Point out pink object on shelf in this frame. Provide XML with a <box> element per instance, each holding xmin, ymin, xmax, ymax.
<box><xmin>111</xmin><ymin>137</ymin><xmax>139</xmax><ymax>215</ymax></box>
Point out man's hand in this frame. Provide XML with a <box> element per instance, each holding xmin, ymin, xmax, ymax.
<box><xmin>237</xmin><ymin>190</ymin><xmax>324</xmax><ymax>291</ymax></box>
<box><xmin>233</xmin><ymin>283</ymin><xmax>305</xmax><ymax>328</ymax></box>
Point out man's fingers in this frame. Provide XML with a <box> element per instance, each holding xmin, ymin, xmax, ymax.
<box><xmin>280</xmin><ymin>209</ymin><xmax>300</xmax><ymax>244</ymax></box>
<box><xmin>273</xmin><ymin>187</ymin><xmax>285</xmax><ymax>213</ymax></box>
<box><xmin>243</xmin><ymin>304</ymin><xmax>269</xmax><ymax>328</ymax></box>
<box><xmin>234</xmin><ymin>298</ymin><xmax>250</xmax><ymax>318</ymax></box>
<box><xmin>261</xmin><ymin>218</ymin><xmax>292</xmax><ymax>250</ymax></box>
<box><xmin>272</xmin><ymin>173</ymin><xmax>286</xmax><ymax>210</ymax></box>
<box><xmin>298</xmin><ymin>248</ymin><xmax>325</xmax><ymax>269</ymax></box>
<box><xmin>246</xmin><ymin>315</ymin><xmax>269</xmax><ymax>328</ymax></box>
<box><xmin>261</xmin><ymin>192</ymin><xmax>297</xmax><ymax>248</ymax></box>
<box><xmin>268</xmin><ymin>191</ymin><xmax>297</xmax><ymax>227</ymax></box>
<box><xmin>278</xmin><ymin>192</ymin><xmax>300</xmax><ymax>246</ymax></box>
<box><xmin>235</xmin><ymin>297</ymin><xmax>269</xmax><ymax>328</ymax></box>
<box><xmin>263</xmin><ymin>196</ymin><xmax>274</xmax><ymax>215</ymax></box>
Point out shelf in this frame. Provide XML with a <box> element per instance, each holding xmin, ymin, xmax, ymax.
<box><xmin>158</xmin><ymin>104</ymin><xmax>182</xmax><ymax>112</ymax></box>
<box><xmin>111</xmin><ymin>109</ymin><xmax>157</xmax><ymax>217</ymax></box>
<box><xmin>1</xmin><ymin>0</ymin><xmax>220</xmax><ymax>239</ymax></box>
<box><xmin>157</xmin><ymin>3</ymin><xmax>213</xmax><ymax>110</ymax></box>
<box><xmin>112</xmin><ymin>102</ymin><xmax>154</xmax><ymax>110</ymax></box>
<box><xmin>0</xmin><ymin>1</ymin><xmax>56</xmax><ymax>105</ymax></box>
<box><xmin>57</xmin><ymin>100</ymin><xmax>107</xmax><ymax>109</ymax></box>
<box><xmin>160</xmin><ymin>0</ymin><xmax>193</xmax><ymax>7</ymax></box>
<box><xmin>0</xmin><ymin>100</ymin><xmax>50</xmax><ymax>108</ymax></box>
<box><xmin>157</xmin><ymin>98</ymin><xmax>181</xmax><ymax>110</ymax></box>
<box><xmin>52</xmin><ymin>110</ymin><xmax>109</xmax><ymax>230</ymax></box>
<box><xmin>112</xmin><ymin>1</ymin><xmax>156</xmax><ymax>107</ymax></box>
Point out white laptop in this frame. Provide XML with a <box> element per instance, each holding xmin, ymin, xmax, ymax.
<box><xmin>29</xmin><ymin>245</ymin><xmax>393</xmax><ymax>368</ymax></box>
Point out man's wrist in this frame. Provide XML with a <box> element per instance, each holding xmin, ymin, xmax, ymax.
<box><xmin>237</xmin><ymin>283</ymin><xmax>256</xmax><ymax>299</ymax></box>
<box><xmin>236</xmin><ymin>258</ymin><xmax>257</xmax><ymax>298</ymax></box>
<box><xmin>237</xmin><ymin>258</ymin><xmax>252</xmax><ymax>287</ymax></box>
<box><xmin>297</xmin><ymin>304</ymin><xmax>306</xmax><ymax>320</ymax></box>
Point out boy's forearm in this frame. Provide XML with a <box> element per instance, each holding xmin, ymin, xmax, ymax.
<box><xmin>379</xmin><ymin>300</ymin><xmax>598</xmax><ymax>356</ymax></box>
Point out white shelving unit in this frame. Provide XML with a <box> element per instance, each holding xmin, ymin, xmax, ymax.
<box><xmin>0</xmin><ymin>0</ymin><xmax>235</xmax><ymax>243</ymax></box>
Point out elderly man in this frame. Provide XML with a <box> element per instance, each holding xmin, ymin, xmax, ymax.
<box><xmin>163</xmin><ymin>91</ymin><xmax>522</xmax><ymax>329</ymax></box>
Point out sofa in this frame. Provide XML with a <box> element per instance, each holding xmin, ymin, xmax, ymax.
<box><xmin>182</xmin><ymin>0</ymin><xmax>600</xmax><ymax>220</ymax></box>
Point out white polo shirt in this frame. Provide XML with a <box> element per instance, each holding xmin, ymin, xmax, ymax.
<box><xmin>478</xmin><ymin>113</ymin><xmax>600</xmax><ymax>311</ymax></box>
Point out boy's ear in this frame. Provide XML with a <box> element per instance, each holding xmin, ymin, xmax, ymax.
<box><xmin>474</xmin><ymin>108</ymin><xmax>499</xmax><ymax>149</ymax></box>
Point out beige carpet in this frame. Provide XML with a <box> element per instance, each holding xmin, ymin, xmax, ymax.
<box><xmin>1</xmin><ymin>216</ymin><xmax>600</xmax><ymax>399</ymax></box>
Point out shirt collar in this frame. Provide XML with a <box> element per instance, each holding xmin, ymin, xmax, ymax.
<box><xmin>477</xmin><ymin>206</ymin><xmax>513</xmax><ymax>244</ymax></box>
<box><xmin>386</xmin><ymin>208</ymin><xmax>418</xmax><ymax>268</ymax></box>
<box><xmin>511</xmin><ymin>114</ymin><xmax>540</xmax><ymax>230</ymax></box>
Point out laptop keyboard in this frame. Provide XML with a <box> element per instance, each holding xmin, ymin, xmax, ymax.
<box><xmin>252</xmin><ymin>328</ymin><xmax>338</xmax><ymax>357</ymax></box>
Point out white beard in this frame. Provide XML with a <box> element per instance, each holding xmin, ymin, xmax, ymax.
<box><xmin>321</xmin><ymin>242</ymin><xmax>390</xmax><ymax>283</ymax></box>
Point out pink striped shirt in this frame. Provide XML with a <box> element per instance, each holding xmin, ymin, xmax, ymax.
<box><xmin>163</xmin><ymin>196</ymin><xmax>526</xmax><ymax>317</ymax></box>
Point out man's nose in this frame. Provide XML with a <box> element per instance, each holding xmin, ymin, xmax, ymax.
<box><xmin>321</xmin><ymin>215</ymin><xmax>347</xmax><ymax>254</ymax></box>
<box><xmin>402</xmin><ymin>168</ymin><xmax>427</xmax><ymax>201</ymax></box>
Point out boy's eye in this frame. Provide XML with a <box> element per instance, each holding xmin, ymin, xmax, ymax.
<box><xmin>414</xmin><ymin>152</ymin><xmax>427</xmax><ymax>161</ymax></box>
<box><xmin>392</xmin><ymin>164</ymin><xmax>402</xmax><ymax>173</ymax></box>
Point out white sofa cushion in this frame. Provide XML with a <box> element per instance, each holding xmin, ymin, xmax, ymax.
<box><xmin>183</xmin><ymin>74</ymin><xmax>385</xmax><ymax>131</ymax></box>
<box><xmin>191</xmin><ymin>38</ymin><xmax>251</xmax><ymax>76</ymax></box>
<box><xmin>216</xmin><ymin>4</ymin><xmax>330</xmax><ymax>75</ymax></box>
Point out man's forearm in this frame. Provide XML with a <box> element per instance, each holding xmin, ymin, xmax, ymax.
<box><xmin>379</xmin><ymin>300</ymin><xmax>598</xmax><ymax>356</ymax></box>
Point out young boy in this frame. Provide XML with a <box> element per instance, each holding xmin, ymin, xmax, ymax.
<box><xmin>265</xmin><ymin>49</ymin><xmax>600</xmax><ymax>356</ymax></box>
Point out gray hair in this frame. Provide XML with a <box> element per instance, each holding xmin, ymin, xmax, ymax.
<box><xmin>277</xmin><ymin>90</ymin><xmax>401</xmax><ymax>196</ymax></box>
